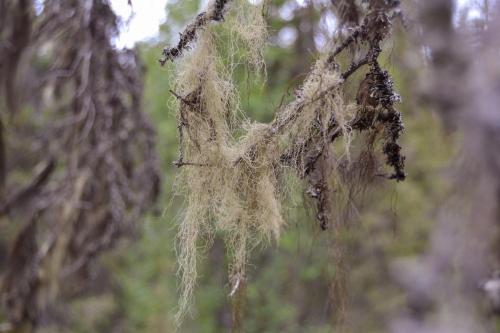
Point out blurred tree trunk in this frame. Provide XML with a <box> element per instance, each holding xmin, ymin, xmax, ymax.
<box><xmin>0</xmin><ymin>0</ymin><xmax>160</xmax><ymax>331</ymax></box>
<box><xmin>391</xmin><ymin>1</ymin><xmax>500</xmax><ymax>332</ymax></box>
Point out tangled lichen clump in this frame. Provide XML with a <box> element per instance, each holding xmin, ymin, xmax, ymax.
<box><xmin>172</xmin><ymin>0</ymin><xmax>282</xmax><ymax>320</ymax></box>
<box><xmin>174</xmin><ymin>39</ymin><xmax>352</xmax><ymax>326</ymax></box>
<box><xmin>166</xmin><ymin>0</ymin><xmax>405</xmax><ymax>323</ymax></box>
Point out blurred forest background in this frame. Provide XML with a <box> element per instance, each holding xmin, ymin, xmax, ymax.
<box><xmin>1</xmin><ymin>0</ymin><xmax>499</xmax><ymax>332</ymax></box>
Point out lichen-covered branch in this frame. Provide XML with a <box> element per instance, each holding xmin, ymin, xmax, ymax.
<box><xmin>159</xmin><ymin>0</ymin><xmax>232</xmax><ymax>65</ymax></box>
<box><xmin>163</xmin><ymin>0</ymin><xmax>406</xmax><ymax>326</ymax></box>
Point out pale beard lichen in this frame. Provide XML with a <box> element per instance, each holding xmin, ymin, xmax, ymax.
<box><xmin>173</xmin><ymin>1</ymin><xmax>277</xmax><ymax>322</ymax></box>
<box><xmin>171</xmin><ymin>0</ymin><xmax>398</xmax><ymax>325</ymax></box>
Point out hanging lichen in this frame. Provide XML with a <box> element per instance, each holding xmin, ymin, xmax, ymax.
<box><xmin>161</xmin><ymin>0</ymin><xmax>405</xmax><ymax>324</ymax></box>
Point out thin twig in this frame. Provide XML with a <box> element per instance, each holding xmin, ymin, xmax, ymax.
<box><xmin>173</xmin><ymin>160</ymin><xmax>210</xmax><ymax>167</ymax></box>
<box><xmin>159</xmin><ymin>0</ymin><xmax>232</xmax><ymax>65</ymax></box>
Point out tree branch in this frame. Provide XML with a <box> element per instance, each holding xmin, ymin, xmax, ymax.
<box><xmin>159</xmin><ymin>0</ymin><xmax>232</xmax><ymax>65</ymax></box>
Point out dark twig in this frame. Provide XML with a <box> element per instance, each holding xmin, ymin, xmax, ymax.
<box><xmin>159</xmin><ymin>0</ymin><xmax>232</xmax><ymax>65</ymax></box>
<box><xmin>173</xmin><ymin>160</ymin><xmax>210</xmax><ymax>167</ymax></box>
<box><xmin>341</xmin><ymin>40</ymin><xmax>382</xmax><ymax>80</ymax></box>
<box><xmin>0</xmin><ymin>158</ymin><xmax>55</xmax><ymax>216</ymax></box>
<box><xmin>328</xmin><ymin>25</ymin><xmax>363</xmax><ymax>64</ymax></box>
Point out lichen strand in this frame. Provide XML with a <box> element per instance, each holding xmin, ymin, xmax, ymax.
<box><xmin>172</xmin><ymin>1</ymin><xmax>278</xmax><ymax>322</ymax></box>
